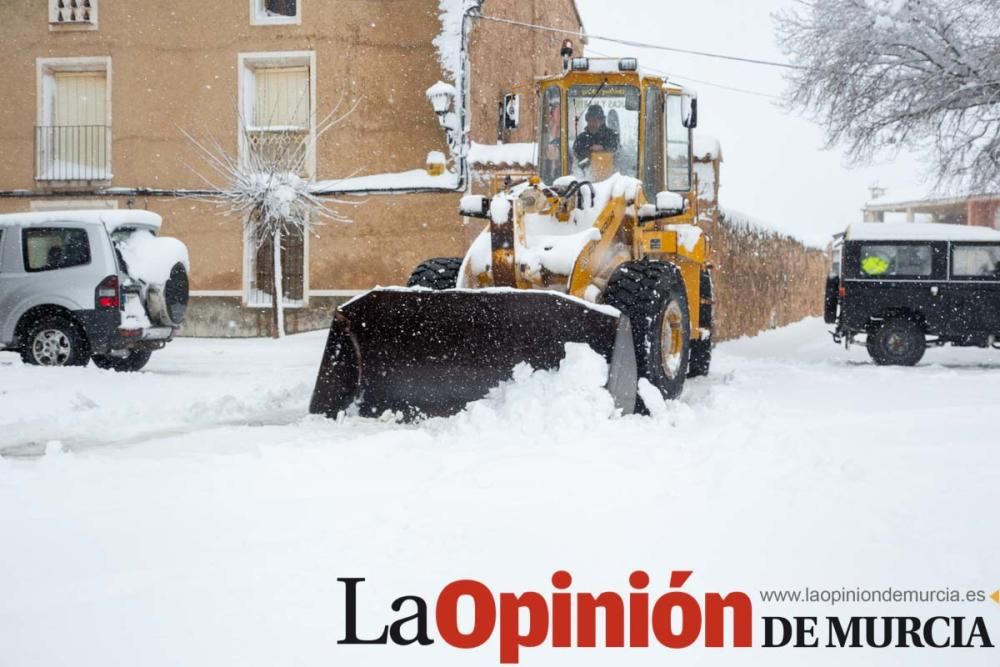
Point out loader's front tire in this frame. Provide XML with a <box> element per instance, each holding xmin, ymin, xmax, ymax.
<box><xmin>605</xmin><ymin>261</ymin><xmax>690</xmax><ymax>411</ymax></box>
<box><xmin>407</xmin><ymin>257</ymin><xmax>463</xmax><ymax>290</ymax></box>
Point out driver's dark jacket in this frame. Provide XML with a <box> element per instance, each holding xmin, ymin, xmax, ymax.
<box><xmin>572</xmin><ymin>125</ymin><xmax>620</xmax><ymax>162</ymax></box>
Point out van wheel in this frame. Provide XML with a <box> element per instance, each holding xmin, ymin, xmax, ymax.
<box><xmin>92</xmin><ymin>349</ymin><xmax>153</xmax><ymax>373</ymax></box>
<box><xmin>867</xmin><ymin>318</ymin><xmax>925</xmax><ymax>366</ymax></box>
<box><xmin>605</xmin><ymin>261</ymin><xmax>690</xmax><ymax>411</ymax></box>
<box><xmin>21</xmin><ymin>316</ymin><xmax>90</xmax><ymax>367</ymax></box>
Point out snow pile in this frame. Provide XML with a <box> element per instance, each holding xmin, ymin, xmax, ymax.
<box><xmin>469</xmin><ymin>142</ymin><xmax>538</xmax><ymax>167</ymax></box>
<box><xmin>3</xmin><ymin>321</ymin><xmax>1000</xmax><ymax>666</ymax></box>
<box><xmin>444</xmin><ymin>343</ymin><xmax>620</xmax><ymax>429</ymax></box>
<box><xmin>119</xmin><ymin>291</ymin><xmax>152</xmax><ymax>331</ymax></box>
<box><xmin>117</xmin><ymin>230</ymin><xmax>189</xmax><ymax>285</ymax></box>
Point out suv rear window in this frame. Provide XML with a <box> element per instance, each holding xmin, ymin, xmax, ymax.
<box><xmin>859</xmin><ymin>243</ymin><xmax>933</xmax><ymax>277</ymax></box>
<box><xmin>952</xmin><ymin>244</ymin><xmax>1000</xmax><ymax>279</ymax></box>
<box><xmin>23</xmin><ymin>227</ymin><xmax>91</xmax><ymax>272</ymax></box>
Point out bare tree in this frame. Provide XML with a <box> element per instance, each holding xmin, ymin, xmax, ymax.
<box><xmin>182</xmin><ymin>97</ymin><xmax>360</xmax><ymax>337</ymax></box>
<box><xmin>776</xmin><ymin>0</ymin><xmax>1000</xmax><ymax>192</ymax></box>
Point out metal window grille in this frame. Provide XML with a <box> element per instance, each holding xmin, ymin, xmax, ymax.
<box><xmin>50</xmin><ymin>0</ymin><xmax>96</xmax><ymax>24</ymax></box>
<box><xmin>252</xmin><ymin>226</ymin><xmax>305</xmax><ymax>305</ymax></box>
<box><xmin>264</xmin><ymin>0</ymin><xmax>297</xmax><ymax>18</ymax></box>
<box><xmin>35</xmin><ymin>125</ymin><xmax>111</xmax><ymax>181</ymax></box>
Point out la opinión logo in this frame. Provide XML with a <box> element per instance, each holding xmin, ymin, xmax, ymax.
<box><xmin>337</xmin><ymin>570</ymin><xmax>753</xmax><ymax>664</ymax></box>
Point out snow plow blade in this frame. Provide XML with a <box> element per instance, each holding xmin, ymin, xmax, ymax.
<box><xmin>310</xmin><ymin>289</ymin><xmax>637</xmax><ymax>420</ymax></box>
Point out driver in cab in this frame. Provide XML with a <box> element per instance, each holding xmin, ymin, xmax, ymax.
<box><xmin>573</xmin><ymin>104</ymin><xmax>619</xmax><ymax>164</ymax></box>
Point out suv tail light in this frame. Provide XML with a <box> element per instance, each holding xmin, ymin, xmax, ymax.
<box><xmin>96</xmin><ymin>275</ymin><xmax>120</xmax><ymax>309</ymax></box>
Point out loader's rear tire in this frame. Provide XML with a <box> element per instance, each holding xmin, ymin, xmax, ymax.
<box><xmin>688</xmin><ymin>269</ymin><xmax>714</xmax><ymax>378</ymax></box>
<box><xmin>407</xmin><ymin>257</ymin><xmax>463</xmax><ymax>290</ymax></box>
<box><xmin>605</xmin><ymin>261</ymin><xmax>690</xmax><ymax>412</ymax></box>
<box><xmin>688</xmin><ymin>340</ymin><xmax>712</xmax><ymax>378</ymax></box>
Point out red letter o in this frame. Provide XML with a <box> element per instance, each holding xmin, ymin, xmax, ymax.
<box><xmin>436</xmin><ymin>580</ymin><xmax>497</xmax><ymax>649</ymax></box>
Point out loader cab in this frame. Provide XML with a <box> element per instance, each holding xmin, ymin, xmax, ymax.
<box><xmin>537</xmin><ymin>60</ymin><xmax>696</xmax><ymax>203</ymax></box>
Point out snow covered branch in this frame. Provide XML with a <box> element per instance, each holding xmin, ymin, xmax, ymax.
<box><xmin>776</xmin><ymin>0</ymin><xmax>1000</xmax><ymax>192</ymax></box>
<box><xmin>181</xmin><ymin>95</ymin><xmax>361</xmax><ymax>336</ymax></box>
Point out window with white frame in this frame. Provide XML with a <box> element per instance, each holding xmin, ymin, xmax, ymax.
<box><xmin>239</xmin><ymin>52</ymin><xmax>314</xmax><ymax>307</ymax></box>
<box><xmin>251</xmin><ymin>0</ymin><xmax>300</xmax><ymax>25</ymax></box>
<box><xmin>49</xmin><ymin>0</ymin><xmax>98</xmax><ymax>29</ymax></box>
<box><xmin>36</xmin><ymin>57</ymin><xmax>112</xmax><ymax>181</ymax></box>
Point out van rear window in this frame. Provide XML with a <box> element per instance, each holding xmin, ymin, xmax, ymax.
<box><xmin>23</xmin><ymin>227</ymin><xmax>91</xmax><ymax>272</ymax></box>
<box><xmin>952</xmin><ymin>245</ymin><xmax>1000</xmax><ymax>278</ymax></box>
<box><xmin>859</xmin><ymin>244</ymin><xmax>932</xmax><ymax>277</ymax></box>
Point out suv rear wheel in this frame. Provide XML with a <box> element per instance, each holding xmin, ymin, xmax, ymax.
<box><xmin>21</xmin><ymin>316</ymin><xmax>90</xmax><ymax>367</ymax></box>
<box><xmin>867</xmin><ymin>318</ymin><xmax>925</xmax><ymax>366</ymax></box>
<box><xmin>92</xmin><ymin>349</ymin><xmax>153</xmax><ymax>373</ymax></box>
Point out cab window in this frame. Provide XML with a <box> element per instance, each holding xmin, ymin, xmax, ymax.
<box><xmin>23</xmin><ymin>227</ymin><xmax>91</xmax><ymax>272</ymax></box>
<box><xmin>567</xmin><ymin>84</ymin><xmax>640</xmax><ymax>179</ymax></box>
<box><xmin>540</xmin><ymin>86</ymin><xmax>563</xmax><ymax>184</ymax></box>
<box><xmin>642</xmin><ymin>86</ymin><xmax>664</xmax><ymax>199</ymax></box>
<box><xmin>665</xmin><ymin>95</ymin><xmax>691</xmax><ymax>191</ymax></box>
<box><xmin>952</xmin><ymin>244</ymin><xmax>1000</xmax><ymax>279</ymax></box>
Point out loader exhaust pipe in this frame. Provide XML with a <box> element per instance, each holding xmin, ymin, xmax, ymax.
<box><xmin>310</xmin><ymin>289</ymin><xmax>637</xmax><ymax>420</ymax></box>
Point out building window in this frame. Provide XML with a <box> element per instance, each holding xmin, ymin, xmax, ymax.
<box><xmin>36</xmin><ymin>58</ymin><xmax>112</xmax><ymax>182</ymax></box>
<box><xmin>238</xmin><ymin>52</ymin><xmax>315</xmax><ymax>307</ymax></box>
<box><xmin>250</xmin><ymin>0</ymin><xmax>300</xmax><ymax>25</ymax></box>
<box><xmin>249</xmin><ymin>65</ymin><xmax>311</xmax><ymax>169</ymax></box>
<box><xmin>49</xmin><ymin>0</ymin><xmax>98</xmax><ymax>30</ymax></box>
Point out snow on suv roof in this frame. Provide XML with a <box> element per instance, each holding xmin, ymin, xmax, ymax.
<box><xmin>845</xmin><ymin>222</ymin><xmax>1000</xmax><ymax>242</ymax></box>
<box><xmin>0</xmin><ymin>209</ymin><xmax>162</xmax><ymax>233</ymax></box>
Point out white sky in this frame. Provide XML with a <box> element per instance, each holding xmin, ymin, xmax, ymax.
<box><xmin>573</xmin><ymin>0</ymin><xmax>931</xmax><ymax>245</ymax></box>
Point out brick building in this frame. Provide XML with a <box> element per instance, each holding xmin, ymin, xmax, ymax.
<box><xmin>0</xmin><ymin>0</ymin><xmax>584</xmax><ymax>335</ymax></box>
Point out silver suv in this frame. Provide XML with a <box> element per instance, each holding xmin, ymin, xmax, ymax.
<box><xmin>0</xmin><ymin>210</ymin><xmax>189</xmax><ymax>371</ymax></box>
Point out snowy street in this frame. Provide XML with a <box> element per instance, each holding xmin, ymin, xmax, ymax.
<box><xmin>2</xmin><ymin>319</ymin><xmax>999</xmax><ymax>666</ymax></box>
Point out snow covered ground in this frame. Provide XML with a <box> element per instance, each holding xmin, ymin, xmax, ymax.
<box><xmin>1</xmin><ymin>318</ymin><xmax>998</xmax><ymax>665</ymax></box>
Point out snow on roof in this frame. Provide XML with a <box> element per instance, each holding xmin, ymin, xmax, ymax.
<box><xmin>693</xmin><ymin>134</ymin><xmax>721</xmax><ymax>161</ymax></box>
<box><xmin>469</xmin><ymin>142</ymin><xmax>538</xmax><ymax>167</ymax></box>
<box><xmin>310</xmin><ymin>169</ymin><xmax>460</xmax><ymax>194</ymax></box>
<box><xmin>0</xmin><ymin>209</ymin><xmax>162</xmax><ymax>232</ymax></box>
<box><xmin>845</xmin><ymin>222</ymin><xmax>1000</xmax><ymax>242</ymax></box>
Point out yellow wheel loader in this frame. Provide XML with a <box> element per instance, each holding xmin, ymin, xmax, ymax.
<box><xmin>311</xmin><ymin>58</ymin><xmax>713</xmax><ymax>419</ymax></box>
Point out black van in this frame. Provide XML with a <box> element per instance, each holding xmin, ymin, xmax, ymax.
<box><xmin>826</xmin><ymin>223</ymin><xmax>1000</xmax><ymax>365</ymax></box>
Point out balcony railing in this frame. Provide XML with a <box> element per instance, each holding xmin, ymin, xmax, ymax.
<box><xmin>35</xmin><ymin>125</ymin><xmax>111</xmax><ymax>181</ymax></box>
